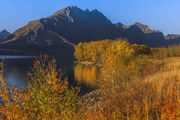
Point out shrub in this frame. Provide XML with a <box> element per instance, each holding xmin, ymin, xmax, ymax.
<box><xmin>152</xmin><ymin>45</ymin><xmax>180</xmax><ymax>58</ymax></box>
<box><xmin>0</xmin><ymin>56</ymin><xmax>79</xmax><ymax>120</ymax></box>
<box><xmin>131</xmin><ymin>44</ymin><xmax>152</xmax><ymax>55</ymax></box>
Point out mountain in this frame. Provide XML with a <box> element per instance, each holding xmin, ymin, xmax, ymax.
<box><xmin>0</xmin><ymin>30</ymin><xmax>10</xmax><ymax>41</ymax></box>
<box><xmin>116</xmin><ymin>22</ymin><xmax>166</xmax><ymax>46</ymax></box>
<box><xmin>166</xmin><ymin>34</ymin><xmax>180</xmax><ymax>40</ymax></box>
<box><xmin>0</xmin><ymin>6</ymin><xmax>119</xmax><ymax>56</ymax></box>
<box><xmin>1</xmin><ymin>6</ymin><xmax>180</xmax><ymax>56</ymax></box>
<box><xmin>165</xmin><ymin>34</ymin><xmax>180</xmax><ymax>46</ymax></box>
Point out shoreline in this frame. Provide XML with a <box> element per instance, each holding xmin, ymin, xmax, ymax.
<box><xmin>74</xmin><ymin>61</ymin><xmax>102</xmax><ymax>67</ymax></box>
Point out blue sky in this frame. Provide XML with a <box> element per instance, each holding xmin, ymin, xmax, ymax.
<box><xmin>0</xmin><ymin>0</ymin><xmax>180</xmax><ymax>34</ymax></box>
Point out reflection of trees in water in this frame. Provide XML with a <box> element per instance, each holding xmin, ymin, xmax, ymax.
<box><xmin>0</xmin><ymin>60</ymin><xmax>3</xmax><ymax>76</ymax></box>
<box><xmin>3</xmin><ymin>59</ymin><xmax>33</xmax><ymax>88</ymax></box>
<box><xmin>74</xmin><ymin>64</ymin><xmax>99</xmax><ymax>87</ymax></box>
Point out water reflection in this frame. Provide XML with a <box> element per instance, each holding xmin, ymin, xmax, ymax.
<box><xmin>0</xmin><ymin>56</ymin><xmax>100</xmax><ymax>93</ymax></box>
<box><xmin>4</xmin><ymin>59</ymin><xmax>33</xmax><ymax>88</ymax></box>
<box><xmin>74</xmin><ymin>64</ymin><xmax>99</xmax><ymax>87</ymax></box>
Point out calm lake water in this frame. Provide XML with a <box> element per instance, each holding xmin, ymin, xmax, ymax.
<box><xmin>1</xmin><ymin>56</ymin><xmax>98</xmax><ymax>94</ymax></box>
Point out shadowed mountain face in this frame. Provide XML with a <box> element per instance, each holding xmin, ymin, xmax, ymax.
<box><xmin>0</xmin><ymin>30</ymin><xmax>10</xmax><ymax>41</ymax></box>
<box><xmin>1</xmin><ymin>6</ymin><xmax>180</xmax><ymax>56</ymax></box>
<box><xmin>116</xmin><ymin>22</ymin><xmax>166</xmax><ymax>46</ymax></box>
<box><xmin>116</xmin><ymin>22</ymin><xmax>180</xmax><ymax>46</ymax></box>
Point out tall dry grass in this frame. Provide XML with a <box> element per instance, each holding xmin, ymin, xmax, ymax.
<box><xmin>143</xmin><ymin>58</ymin><xmax>180</xmax><ymax>119</ymax></box>
<box><xmin>77</xmin><ymin>57</ymin><xmax>180</xmax><ymax>120</ymax></box>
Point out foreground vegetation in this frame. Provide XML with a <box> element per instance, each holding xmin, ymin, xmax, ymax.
<box><xmin>0</xmin><ymin>56</ymin><xmax>78</xmax><ymax>120</ymax></box>
<box><xmin>75</xmin><ymin>39</ymin><xmax>180</xmax><ymax>120</ymax></box>
<box><xmin>0</xmin><ymin>39</ymin><xmax>179</xmax><ymax>119</ymax></box>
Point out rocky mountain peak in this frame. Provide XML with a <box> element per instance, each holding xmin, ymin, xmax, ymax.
<box><xmin>132</xmin><ymin>22</ymin><xmax>160</xmax><ymax>33</ymax></box>
<box><xmin>1</xmin><ymin>29</ymin><xmax>9</xmax><ymax>33</ymax></box>
<box><xmin>166</xmin><ymin>34</ymin><xmax>180</xmax><ymax>40</ymax></box>
<box><xmin>49</xmin><ymin>6</ymin><xmax>108</xmax><ymax>25</ymax></box>
<box><xmin>0</xmin><ymin>29</ymin><xmax>10</xmax><ymax>41</ymax></box>
<box><xmin>54</xmin><ymin>6</ymin><xmax>83</xmax><ymax>16</ymax></box>
<box><xmin>115</xmin><ymin>22</ymin><xmax>129</xmax><ymax>29</ymax></box>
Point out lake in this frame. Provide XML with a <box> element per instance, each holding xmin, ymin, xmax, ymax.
<box><xmin>1</xmin><ymin>56</ymin><xmax>99</xmax><ymax>94</ymax></box>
